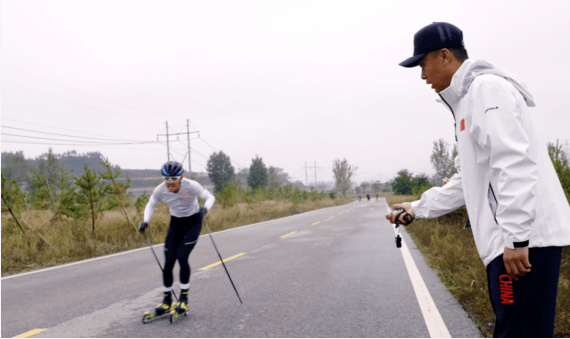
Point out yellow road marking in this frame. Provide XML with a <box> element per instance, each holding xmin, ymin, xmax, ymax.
<box><xmin>312</xmin><ymin>221</ymin><xmax>321</xmax><ymax>225</ymax></box>
<box><xmin>338</xmin><ymin>212</ymin><xmax>343</xmax><ymax>215</ymax></box>
<box><xmin>198</xmin><ymin>253</ymin><xmax>246</xmax><ymax>271</ymax></box>
<box><xmin>329</xmin><ymin>216</ymin><xmax>334</xmax><ymax>219</ymax></box>
<box><xmin>13</xmin><ymin>329</ymin><xmax>48</xmax><ymax>338</ymax></box>
<box><xmin>280</xmin><ymin>231</ymin><xmax>298</xmax><ymax>239</ymax></box>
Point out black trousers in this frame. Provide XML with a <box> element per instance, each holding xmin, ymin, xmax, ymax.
<box><xmin>486</xmin><ymin>246</ymin><xmax>562</xmax><ymax>337</ymax></box>
<box><xmin>163</xmin><ymin>213</ymin><xmax>202</xmax><ymax>288</ymax></box>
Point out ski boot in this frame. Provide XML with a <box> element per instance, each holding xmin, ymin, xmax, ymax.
<box><xmin>142</xmin><ymin>292</ymin><xmax>173</xmax><ymax>324</ymax></box>
<box><xmin>170</xmin><ymin>289</ymin><xmax>189</xmax><ymax>322</ymax></box>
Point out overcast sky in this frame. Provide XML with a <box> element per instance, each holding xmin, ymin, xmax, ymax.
<box><xmin>2</xmin><ymin>0</ymin><xmax>569</xmax><ymax>186</ymax></box>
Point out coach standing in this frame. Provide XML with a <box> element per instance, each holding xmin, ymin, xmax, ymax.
<box><xmin>386</xmin><ymin>22</ymin><xmax>570</xmax><ymax>337</ymax></box>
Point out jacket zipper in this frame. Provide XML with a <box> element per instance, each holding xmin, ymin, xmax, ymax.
<box><xmin>439</xmin><ymin>94</ymin><xmax>458</xmax><ymax>142</ymax></box>
<box><xmin>488</xmin><ymin>183</ymin><xmax>499</xmax><ymax>224</ymax></box>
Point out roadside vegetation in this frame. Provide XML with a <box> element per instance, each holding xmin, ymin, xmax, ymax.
<box><xmin>2</xmin><ymin>151</ymin><xmax>352</xmax><ymax>277</ymax></box>
<box><xmin>1</xmin><ymin>196</ymin><xmax>349</xmax><ymax>277</ymax></box>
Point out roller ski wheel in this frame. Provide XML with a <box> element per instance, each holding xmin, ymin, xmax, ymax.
<box><xmin>169</xmin><ymin>301</ymin><xmax>188</xmax><ymax>323</ymax></box>
<box><xmin>142</xmin><ymin>303</ymin><xmax>173</xmax><ymax>324</ymax></box>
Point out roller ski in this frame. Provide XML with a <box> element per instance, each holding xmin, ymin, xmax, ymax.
<box><xmin>169</xmin><ymin>290</ymin><xmax>189</xmax><ymax>323</ymax></box>
<box><xmin>142</xmin><ymin>292</ymin><xmax>174</xmax><ymax>324</ymax></box>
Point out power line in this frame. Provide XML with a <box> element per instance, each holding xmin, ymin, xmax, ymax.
<box><xmin>1</xmin><ymin>139</ymin><xmax>163</xmax><ymax>149</ymax></box>
<box><xmin>194</xmin><ymin>137</ymin><xmax>245</xmax><ymax>169</ymax></box>
<box><xmin>197</xmin><ymin>137</ymin><xmax>219</xmax><ymax>152</ymax></box>
<box><xmin>1</xmin><ymin>117</ymin><xmax>141</xmax><ymax>141</ymax></box>
<box><xmin>167</xmin><ymin>146</ymin><xmax>206</xmax><ymax>169</ymax></box>
<box><xmin>188</xmin><ymin>121</ymin><xmax>250</xmax><ymax>162</ymax></box>
<box><xmin>174</xmin><ymin>140</ymin><xmax>211</xmax><ymax>161</ymax></box>
<box><xmin>2</xmin><ymin>133</ymin><xmax>157</xmax><ymax>145</ymax></box>
<box><xmin>2</xmin><ymin>64</ymin><xmax>174</xmax><ymax>121</ymax></box>
<box><xmin>178</xmin><ymin>121</ymin><xmax>246</xmax><ymax>169</ymax></box>
<box><xmin>1</xmin><ymin>125</ymin><xmax>151</xmax><ymax>142</ymax></box>
<box><xmin>2</xmin><ymin>80</ymin><xmax>159</xmax><ymax>123</ymax></box>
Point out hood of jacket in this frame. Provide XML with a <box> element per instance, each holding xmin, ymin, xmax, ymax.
<box><xmin>439</xmin><ymin>59</ymin><xmax>536</xmax><ymax>108</ymax></box>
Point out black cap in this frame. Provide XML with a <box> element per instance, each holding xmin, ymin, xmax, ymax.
<box><xmin>399</xmin><ymin>22</ymin><xmax>465</xmax><ymax>68</ymax></box>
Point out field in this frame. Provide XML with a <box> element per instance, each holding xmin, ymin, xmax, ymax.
<box><xmin>386</xmin><ymin>195</ymin><xmax>569</xmax><ymax>338</ymax></box>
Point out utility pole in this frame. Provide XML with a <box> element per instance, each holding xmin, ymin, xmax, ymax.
<box><xmin>166</xmin><ymin>121</ymin><xmax>170</xmax><ymax>161</ymax></box>
<box><xmin>305</xmin><ymin>162</ymin><xmax>323</xmax><ymax>189</ymax></box>
<box><xmin>299</xmin><ymin>162</ymin><xmax>325</xmax><ymax>190</ymax></box>
<box><xmin>157</xmin><ymin>121</ymin><xmax>199</xmax><ymax>174</ymax></box>
<box><xmin>186</xmin><ymin>119</ymin><xmax>192</xmax><ymax>174</ymax></box>
<box><xmin>305</xmin><ymin>162</ymin><xmax>308</xmax><ymax>190</ymax></box>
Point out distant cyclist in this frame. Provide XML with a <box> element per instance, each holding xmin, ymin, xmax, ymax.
<box><xmin>138</xmin><ymin>161</ymin><xmax>215</xmax><ymax>317</ymax></box>
<box><xmin>366</xmin><ymin>194</ymin><xmax>370</xmax><ymax>201</ymax></box>
<box><xmin>358</xmin><ymin>196</ymin><xmax>361</xmax><ymax>202</ymax></box>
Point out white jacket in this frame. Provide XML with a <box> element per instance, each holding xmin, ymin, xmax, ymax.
<box><xmin>144</xmin><ymin>178</ymin><xmax>215</xmax><ymax>223</ymax></box>
<box><xmin>411</xmin><ymin>59</ymin><xmax>570</xmax><ymax>267</ymax></box>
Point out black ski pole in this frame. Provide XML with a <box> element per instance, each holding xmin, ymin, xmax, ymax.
<box><xmin>143</xmin><ymin>231</ymin><xmax>178</xmax><ymax>302</ymax></box>
<box><xmin>203</xmin><ymin>221</ymin><xmax>243</xmax><ymax>304</ymax></box>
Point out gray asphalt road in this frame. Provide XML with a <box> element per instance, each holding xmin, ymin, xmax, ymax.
<box><xmin>1</xmin><ymin>199</ymin><xmax>481</xmax><ymax>338</ymax></box>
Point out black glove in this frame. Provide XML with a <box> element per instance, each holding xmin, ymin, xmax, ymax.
<box><xmin>199</xmin><ymin>207</ymin><xmax>208</xmax><ymax>219</ymax></box>
<box><xmin>138</xmin><ymin>222</ymin><xmax>149</xmax><ymax>232</ymax></box>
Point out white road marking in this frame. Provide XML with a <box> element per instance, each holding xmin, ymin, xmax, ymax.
<box><xmin>385</xmin><ymin>203</ymin><xmax>451</xmax><ymax>338</ymax></box>
<box><xmin>1</xmin><ymin>244</ymin><xmax>164</xmax><ymax>280</ymax></box>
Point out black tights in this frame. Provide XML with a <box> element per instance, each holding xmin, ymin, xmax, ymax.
<box><xmin>163</xmin><ymin>213</ymin><xmax>202</xmax><ymax>288</ymax></box>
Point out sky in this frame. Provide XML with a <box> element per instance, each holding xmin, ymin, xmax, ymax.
<box><xmin>2</xmin><ymin>0</ymin><xmax>569</xmax><ymax>186</ymax></box>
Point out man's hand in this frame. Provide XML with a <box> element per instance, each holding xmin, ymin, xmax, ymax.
<box><xmin>199</xmin><ymin>207</ymin><xmax>208</xmax><ymax>220</ymax></box>
<box><xmin>442</xmin><ymin>177</ymin><xmax>450</xmax><ymax>185</ymax></box>
<box><xmin>138</xmin><ymin>222</ymin><xmax>148</xmax><ymax>233</ymax></box>
<box><xmin>503</xmin><ymin>247</ymin><xmax>531</xmax><ymax>281</ymax></box>
<box><xmin>385</xmin><ymin>202</ymin><xmax>415</xmax><ymax>225</ymax></box>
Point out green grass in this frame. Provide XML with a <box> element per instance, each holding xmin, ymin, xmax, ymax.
<box><xmin>387</xmin><ymin>195</ymin><xmax>570</xmax><ymax>338</ymax></box>
<box><xmin>1</xmin><ymin>197</ymin><xmax>350</xmax><ymax>277</ymax></box>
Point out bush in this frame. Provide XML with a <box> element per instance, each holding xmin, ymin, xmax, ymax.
<box><xmin>548</xmin><ymin>141</ymin><xmax>570</xmax><ymax>204</ymax></box>
<box><xmin>135</xmin><ymin>191</ymin><xmax>150</xmax><ymax>215</ymax></box>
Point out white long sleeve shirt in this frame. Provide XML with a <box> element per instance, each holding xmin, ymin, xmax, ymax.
<box><xmin>143</xmin><ymin>178</ymin><xmax>215</xmax><ymax>223</ymax></box>
<box><xmin>411</xmin><ymin>59</ymin><xmax>570</xmax><ymax>267</ymax></box>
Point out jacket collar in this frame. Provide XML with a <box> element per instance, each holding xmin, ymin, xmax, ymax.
<box><xmin>438</xmin><ymin>59</ymin><xmax>476</xmax><ymax>110</ymax></box>
<box><xmin>438</xmin><ymin>59</ymin><xmax>536</xmax><ymax>109</ymax></box>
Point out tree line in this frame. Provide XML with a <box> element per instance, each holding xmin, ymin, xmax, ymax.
<box><xmin>1</xmin><ymin>149</ymin><xmax>120</xmax><ymax>184</ymax></box>
<box><xmin>206</xmin><ymin>152</ymin><xmax>342</xmax><ymax>207</ymax></box>
<box><xmin>2</xmin><ymin>149</ymin><xmax>353</xmax><ymax>246</ymax></box>
<box><xmin>206</xmin><ymin>151</ymin><xmax>358</xmax><ymax>200</ymax></box>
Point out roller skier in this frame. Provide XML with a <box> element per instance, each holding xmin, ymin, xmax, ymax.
<box><xmin>139</xmin><ymin>161</ymin><xmax>215</xmax><ymax>323</ymax></box>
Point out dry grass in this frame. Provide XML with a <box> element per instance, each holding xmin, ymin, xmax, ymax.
<box><xmin>387</xmin><ymin>195</ymin><xmax>570</xmax><ymax>338</ymax></box>
<box><xmin>1</xmin><ymin>198</ymin><xmax>350</xmax><ymax>277</ymax></box>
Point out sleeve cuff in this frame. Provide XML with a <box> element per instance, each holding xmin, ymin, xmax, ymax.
<box><xmin>410</xmin><ymin>200</ymin><xmax>423</xmax><ymax>219</ymax></box>
<box><xmin>505</xmin><ymin>239</ymin><xmax>529</xmax><ymax>249</ymax></box>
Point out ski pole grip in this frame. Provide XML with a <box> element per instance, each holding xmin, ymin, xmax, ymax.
<box><xmin>138</xmin><ymin>221</ymin><xmax>149</xmax><ymax>232</ymax></box>
<box><xmin>394</xmin><ymin>209</ymin><xmax>412</xmax><ymax>226</ymax></box>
